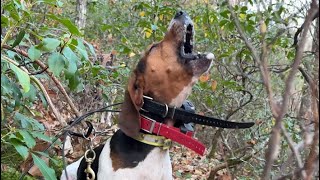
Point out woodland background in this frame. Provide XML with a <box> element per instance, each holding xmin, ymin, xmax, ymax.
<box><xmin>1</xmin><ymin>0</ymin><xmax>319</xmax><ymax>179</ymax></box>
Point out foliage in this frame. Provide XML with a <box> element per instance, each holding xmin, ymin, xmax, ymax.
<box><xmin>1</xmin><ymin>0</ymin><xmax>318</xmax><ymax>179</ymax></box>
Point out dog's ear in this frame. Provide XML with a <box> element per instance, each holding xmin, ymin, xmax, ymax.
<box><xmin>118</xmin><ymin>72</ymin><xmax>144</xmax><ymax>138</ymax></box>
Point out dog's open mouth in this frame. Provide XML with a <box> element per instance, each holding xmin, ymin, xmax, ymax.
<box><xmin>180</xmin><ymin>23</ymin><xmax>196</xmax><ymax>60</ymax></box>
<box><xmin>184</xmin><ymin>24</ymin><xmax>193</xmax><ymax>54</ymax></box>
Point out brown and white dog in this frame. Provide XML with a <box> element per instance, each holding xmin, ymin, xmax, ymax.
<box><xmin>61</xmin><ymin>11</ymin><xmax>214</xmax><ymax>180</ymax></box>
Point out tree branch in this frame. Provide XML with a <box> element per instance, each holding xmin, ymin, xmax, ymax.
<box><xmin>262</xmin><ymin>0</ymin><xmax>319</xmax><ymax>178</ymax></box>
<box><xmin>292</xmin><ymin>10</ymin><xmax>319</xmax><ymax>47</ymax></box>
<box><xmin>2</xmin><ymin>44</ymin><xmax>81</xmax><ymax>117</ymax></box>
<box><xmin>227</xmin><ymin>0</ymin><xmax>279</xmax><ymax>117</ymax></box>
<box><xmin>30</xmin><ymin>76</ymin><xmax>66</xmax><ymax>126</ymax></box>
<box><xmin>1</xmin><ymin>55</ymin><xmax>65</xmax><ymax>125</ymax></box>
<box><xmin>280</xmin><ymin>123</ymin><xmax>306</xmax><ymax>178</ymax></box>
<box><xmin>208</xmin><ymin>150</ymin><xmax>255</xmax><ymax>179</ymax></box>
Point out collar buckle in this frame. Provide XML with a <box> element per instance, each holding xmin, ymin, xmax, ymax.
<box><xmin>163</xmin><ymin>139</ymin><xmax>172</xmax><ymax>150</ymax></box>
<box><xmin>141</xmin><ymin>115</ymin><xmax>156</xmax><ymax>134</ymax></box>
<box><xmin>161</xmin><ymin>103</ymin><xmax>169</xmax><ymax>118</ymax></box>
<box><xmin>140</xmin><ymin>95</ymin><xmax>153</xmax><ymax>112</ymax></box>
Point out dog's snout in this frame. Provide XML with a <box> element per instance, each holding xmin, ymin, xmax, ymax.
<box><xmin>174</xmin><ymin>11</ymin><xmax>185</xmax><ymax>19</ymax></box>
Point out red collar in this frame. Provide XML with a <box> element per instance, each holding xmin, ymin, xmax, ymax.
<box><xmin>140</xmin><ymin>115</ymin><xmax>206</xmax><ymax>156</ymax></box>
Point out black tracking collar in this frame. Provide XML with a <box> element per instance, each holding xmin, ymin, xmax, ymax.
<box><xmin>140</xmin><ymin>96</ymin><xmax>254</xmax><ymax>129</ymax></box>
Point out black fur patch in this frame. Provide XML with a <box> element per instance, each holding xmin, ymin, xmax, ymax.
<box><xmin>76</xmin><ymin>144</ymin><xmax>104</xmax><ymax>180</ymax></box>
<box><xmin>136</xmin><ymin>59</ymin><xmax>146</xmax><ymax>74</ymax></box>
<box><xmin>110</xmin><ymin>129</ymin><xmax>154</xmax><ymax>170</ymax></box>
<box><xmin>75</xmin><ymin>130</ymin><xmax>154</xmax><ymax>179</ymax></box>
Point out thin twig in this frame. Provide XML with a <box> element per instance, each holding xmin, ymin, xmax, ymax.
<box><xmin>225</xmin><ymin>90</ymin><xmax>253</xmax><ymax>120</ymax></box>
<box><xmin>28</xmin><ymin>67</ymin><xmax>49</xmax><ymax>75</ymax></box>
<box><xmin>30</xmin><ymin>76</ymin><xmax>66</xmax><ymax>125</ymax></box>
<box><xmin>208</xmin><ymin>149</ymin><xmax>256</xmax><ymax>179</ymax></box>
<box><xmin>1</xmin><ymin>55</ymin><xmax>65</xmax><ymax>125</ymax></box>
<box><xmin>227</xmin><ymin>0</ymin><xmax>279</xmax><ymax>117</ymax></box>
<box><xmin>2</xmin><ymin>44</ymin><xmax>81</xmax><ymax>117</ymax></box>
<box><xmin>280</xmin><ymin>123</ymin><xmax>306</xmax><ymax>178</ymax></box>
<box><xmin>34</xmin><ymin>59</ymin><xmax>81</xmax><ymax>117</ymax></box>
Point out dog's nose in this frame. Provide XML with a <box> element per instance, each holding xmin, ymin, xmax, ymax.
<box><xmin>174</xmin><ymin>11</ymin><xmax>185</xmax><ymax>18</ymax></box>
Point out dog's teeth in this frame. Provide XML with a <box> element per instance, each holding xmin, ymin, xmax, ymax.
<box><xmin>206</xmin><ymin>53</ymin><xmax>215</xmax><ymax>60</ymax></box>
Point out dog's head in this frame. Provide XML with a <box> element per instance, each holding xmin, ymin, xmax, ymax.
<box><xmin>119</xmin><ymin>11</ymin><xmax>214</xmax><ymax>137</ymax></box>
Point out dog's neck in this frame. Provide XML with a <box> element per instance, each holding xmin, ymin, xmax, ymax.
<box><xmin>110</xmin><ymin>129</ymin><xmax>167</xmax><ymax>170</ymax></box>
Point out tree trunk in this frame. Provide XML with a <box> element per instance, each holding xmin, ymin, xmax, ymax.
<box><xmin>75</xmin><ymin>0</ymin><xmax>87</xmax><ymax>32</ymax></box>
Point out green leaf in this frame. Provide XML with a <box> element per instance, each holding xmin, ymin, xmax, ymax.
<box><xmin>18</xmin><ymin>130</ymin><xmax>36</xmax><ymax>148</ymax></box>
<box><xmin>84</xmin><ymin>41</ymin><xmax>96</xmax><ymax>58</ymax></box>
<box><xmin>76</xmin><ymin>39</ymin><xmax>89</xmax><ymax>60</ymax></box>
<box><xmin>33</xmin><ymin>151</ymin><xmax>60</xmax><ymax>166</ymax></box>
<box><xmin>39</xmin><ymin>91</ymin><xmax>48</xmax><ymax>109</ymax></box>
<box><xmin>30</xmin><ymin>132</ymin><xmax>52</xmax><ymax>142</ymax></box>
<box><xmin>219</xmin><ymin>19</ymin><xmax>229</xmax><ymax>27</ymax></box>
<box><xmin>175</xmin><ymin>171</ymin><xmax>182</xmax><ymax>178</ymax></box>
<box><xmin>14</xmin><ymin>112</ymin><xmax>44</xmax><ymax>130</ymax></box>
<box><xmin>241</xmin><ymin>6</ymin><xmax>248</xmax><ymax>12</ymax></box>
<box><xmin>48</xmin><ymin>52</ymin><xmax>66</xmax><ymax>76</ymax></box>
<box><xmin>28</xmin><ymin>46</ymin><xmax>42</xmax><ymax>61</ymax></box>
<box><xmin>31</xmin><ymin>153</ymin><xmax>56</xmax><ymax>180</ymax></box>
<box><xmin>62</xmin><ymin>47</ymin><xmax>78</xmax><ymax>74</ymax></box>
<box><xmin>23</xmin><ymin>84</ymin><xmax>37</xmax><ymax>102</ymax></box>
<box><xmin>100</xmin><ymin>24</ymin><xmax>112</xmax><ymax>31</ymax></box>
<box><xmin>226</xmin><ymin>21</ymin><xmax>235</xmax><ymax>31</ymax></box>
<box><xmin>68</xmin><ymin>38</ymin><xmax>78</xmax><ymax>50</ymax></box>
<box><xmin>8</xmin><ymin>4</ymin><xmax>20</xmax><ymax>21</ymax></box>
<box><xmin>65</xmin><ymin>71</ymin><xmax>81</xmax><ymax>91</ymax></box>
<box><xmin>12</xmin><ymin>30</ymin><xmax>25</xmax><ymax>48</ymax></box>
<box><xmin>42</xmin><ymin>38</ymin><xmax>61</xmax><ymax>52</ymax></box>
<box><xmin>34</xmin><ymin>151</ymin><xmax>50</xmax><ymax>158</ymax></box>
<box><xmin>47</xmin><ymin>14</ymin><xmax>82</xmax><ymax>36</ymax></box>
<box><xmin>220</xmin><ymin>10</ymin><xmax>230</xmax><ymax>19</ymax></box>
<box><xmin>6</xmin><ymin>50</ymin><xmax>17</xmax><ymax>59</ymax></box>
<box><xmin>1</xmin><ymin>15</ymin><xmax>9</xmax><ymax>27</ymax></box>
<box><xmin>9</xmin><ymin>63</ymin><xmax>30</xmax><ymax>93</ymax></box>
<box><xmin>10</xmin><ymin>138</ymin><xmax>29</xmax><ymax>160</ymax></box>
<box><xmin>1</xmin><ymin>75</ymin><xmax>12</xmax><ymax>95</ymax></box>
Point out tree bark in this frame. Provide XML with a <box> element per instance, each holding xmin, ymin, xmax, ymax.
<box><xmin>75</xmin><ymin>0</ymin><xmax>87</xmax><ymax>32</ymax></box>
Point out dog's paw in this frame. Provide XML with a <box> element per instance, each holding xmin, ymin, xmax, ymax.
<box><xmin>206</xmin><ymin>53</ymin><xmax>215</xmax><ymax>60</ymax></box>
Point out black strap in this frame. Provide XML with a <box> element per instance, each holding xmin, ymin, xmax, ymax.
<box><xmin>141</xmin><ymin>97</ymin><xmax>254</xmax><ymax>129</ymax></box>
<box><xmin>67</xmin><ymin>121</ymin><xmax>94</xmax><ymax>138</ymax></box>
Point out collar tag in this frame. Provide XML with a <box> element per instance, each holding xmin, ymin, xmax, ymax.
<box><xmin>133</xmin><ymin>133</ymin><xmax>172</xmax><ymax>149</ymax></box>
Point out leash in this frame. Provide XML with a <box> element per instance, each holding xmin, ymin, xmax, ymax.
<box><xmin>19</xmin><ymin>96</ymin><xmax>254</xmax><ymax>179</ymax></box>
<box><xmin>18</xmin><ymin>103</ymin><xmax>122</xmax><ymax>180</ymax></box>
<box><xmin>83</xmin><ymin>132</ymin><xmax>96</xmax><ymax>180</ymax></box>
<box><xmin>141</xmin><ymin>96</ymin><xmax>255</xmax><ymax>129</ymax></box>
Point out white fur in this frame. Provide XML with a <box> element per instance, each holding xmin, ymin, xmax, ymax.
<box><xmin>98</xmin><ymin>139</ymin><xmax>172</xmax><ymax>180</ymax></box>
<box><xmin>61</xmin><ymin>138</ymin><xmax>172</xmax><ymax>180</ymax></box>
<box><xmin>206</xmin><ymin>53</ymin><xmax>214</xmax><ymax>60</ymax></box>
<box><xmin>169</xmin><ymin>77</ymin><xmax>198</xmax><ymax>107</ymax></box>
<box><xmin>170</xmin><ymin>52</ymin><xmax>214</xmax><ymax>107</ymax></box>
<box><xmin>60</xmin><ymin>157</ymin><xmax>83</xmax><ymax>180</ymax></box>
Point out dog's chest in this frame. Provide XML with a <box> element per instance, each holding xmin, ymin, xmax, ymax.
<box><xmin>97</xmin><ymin>139</ymin><xmax>172</xmax><ymax>180</ymax></box>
